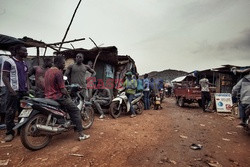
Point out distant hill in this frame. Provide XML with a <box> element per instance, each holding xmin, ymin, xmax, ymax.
<box><xmin>142</xmin><ymin>69</ymin><xmax>188</xmax><ymax>82</ymax></box>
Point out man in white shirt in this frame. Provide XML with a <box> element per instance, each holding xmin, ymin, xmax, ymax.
<box><xmin>199</xmin><ymin>74</ymin><xmax>212</xmax><ymax>112</ymax></box>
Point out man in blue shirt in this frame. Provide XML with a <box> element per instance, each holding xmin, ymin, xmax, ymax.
<box><xmin>143</xmin><ymin>74</ymin><xmax>150</xmax><ymax>110</ymax></box>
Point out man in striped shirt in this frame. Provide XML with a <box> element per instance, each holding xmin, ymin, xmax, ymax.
<box><xmin>2</xmin><ymin>45</ymin><xmax>28</xmax><ymax>142</ymax></box>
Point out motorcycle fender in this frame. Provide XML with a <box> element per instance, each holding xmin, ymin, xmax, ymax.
<box><xmin>112</xmin><ymin>97</ymin><xmax>123</xmax><ymax>104</ymax></box>
<box><xmin>13</xmin><ymin>110</ymin><xmax>40</xmax><ymax>130</ymax></box>
<box><xmin>126</xmin><ymin>102</ymin><xmax>130</xmax><ymax>112</ymax></box>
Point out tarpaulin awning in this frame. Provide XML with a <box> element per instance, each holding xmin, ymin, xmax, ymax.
<box><xmin>0</xmin><ymin>34</ymin><xmax>24</xmax><ymax>51</ymax></box>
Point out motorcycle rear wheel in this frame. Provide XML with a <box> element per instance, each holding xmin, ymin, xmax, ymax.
<box><xmin>135</xmin><ymin>100</ymin><xmax>144</xmax><ymax>115</ymax></box>
<box><xmin>20</xmin><ymin>114</ymin><xmax>52</xmax><ymax>151</ymax></box>
<box><xmin>81</xmin><ymin>106</ymin><xmax>94</xmax><ymax>129</ymax></box>
<box><xmin>110</xmin><ymin>101</ymin><xmax>122</xmax><ymax>119</ymax></box>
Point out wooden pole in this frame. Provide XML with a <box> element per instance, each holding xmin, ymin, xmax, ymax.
<box><xmin>89</xmin><ymin>37</ymin><xmax>100</xmax><ymax>69</ymax></box>
<box><xmin>47</xmin><ymin>37</ymin><xmax>85</xmax><ymax>46</ymax></box>
<box><xmin>36</xmin><ymin>47</ymin><xmax>40</xmax><ymax>65</ymax></box>
<box><xmin>58</xmin><ymin>0</ymin><xmax>82</xmax><ymax>51</ymax></box>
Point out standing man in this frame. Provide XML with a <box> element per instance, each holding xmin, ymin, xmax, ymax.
<box><xmin>143</xmin><ymin>74</ymin><xmax>150</xmax><ymax>110</ymax></box>
<box><xmin>135</xmin><ymin>73</ymin><xmax>143</xmax><ymax>93</ymax></box>
<box><xmin>2</xmin><ymin>45</ymin><xmax>28</xmax><ymax>142</ymax></box>
<box><xmin>199</xmin><ymin>74</ymin><xmax>212</xmax><ymax>112</ymax></box>
<box><xmin>232</xmin><ymin>71</ymin><xmax>250</xmax><ymax>126</ymax></box>
<box><xmin>44</xmin><ymin>56</ymin><xmax>90</xmax><ymax>141</ymax></box>
<box><xmin>123</xmin><ymin>72</ymin><xmax>137</xmax><ymax>118</ymax></box>
<box><xmin>91</xmin><ymin>88</ymin><xmax>111</xmax><ymax>119</ymax></box>
<box><xmin>28</xmin><ymin>57</ymin><xmax>53</xmax><ymax>97</ymax></box>
<box><xmin>64</xmin><ymin>53</ymin><xmax>95</xmax><ymax>101</ymax></box>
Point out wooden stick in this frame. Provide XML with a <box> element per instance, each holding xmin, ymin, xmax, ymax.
<box><xmin>59</xmin><ymin>0</ymin><xmax>83</xmax><ymax>51</ymax></box>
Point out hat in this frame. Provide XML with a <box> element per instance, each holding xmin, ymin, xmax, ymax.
<box><xmin>126</xmin><ymin>72</ymin><xmax>132</xmax><ymax>76</ymax></box>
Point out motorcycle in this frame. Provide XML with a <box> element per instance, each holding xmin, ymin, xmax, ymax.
<box><xmin>109</xmin><ymin>88</ymin><xmax>144</xmax><ymax>118</ymax></box>
<box><xmin>13</xmin><ymin>84</ymin><xmax>94</xmax><ymax>151</ymax></box>
<box><xmin>244</xmin><ymin>104</ymin><xmax>250</xmax><ymax>132</ymax></box>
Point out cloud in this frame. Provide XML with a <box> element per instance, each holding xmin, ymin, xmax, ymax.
<box><xmin>181</xmin><ymin>0</ymin><xmax>236</xmax><ymax>22</ymax></box>
<box><xmin>193</xmin><ymin>28</ymin><xmax>250</xmax><ymax>53</ymax></box>
<box><xmin>218</xmin><ymin>28</ymin><xmax>250</xmax><ymax>51</ymax></box>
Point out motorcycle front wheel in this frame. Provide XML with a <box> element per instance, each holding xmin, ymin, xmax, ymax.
<box><xmin>20</xmin><ymin>114</ymin><xmax>52</xmax><ymax>151</ymax></box>
<box><xmin>110</xmin><ymin>101</ymin><xmax>122</xmax><ymax>119</ymax></box>
<box><xmin>81</xmin><ymin>106</ymin><xmax>94</xmax><ymax>129</ymax></box>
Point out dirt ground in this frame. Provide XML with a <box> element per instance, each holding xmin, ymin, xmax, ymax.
<box><xmin>0</xmin><ymin>97</ymin><xmax>249</xmax><ymax>167</ymax></box>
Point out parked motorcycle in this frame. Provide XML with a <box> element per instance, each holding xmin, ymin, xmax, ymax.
<box><xmin>109</xmin><ymin>88</ymin><xmax>143</xmax><ymax>118</ymax></box>
<box><xmin>13</xmin><ymin>84</ymin><xmax>94</xmax><ymax>151</ymax></box>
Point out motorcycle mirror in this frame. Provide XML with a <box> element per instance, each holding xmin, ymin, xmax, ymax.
<box><xmin>63</xmin><ymin>76</ymin><xmax>68</xmax><ymax>81</ymax></box>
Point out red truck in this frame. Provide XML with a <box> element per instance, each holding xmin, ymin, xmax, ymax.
<box><xmin>173</xmin><ymin>84</ymin><xmax>202</xmax><ymax>107</ymax></box>
<box><xmin>172</xmin><ymin>76</ymin><xmax>202</xmax><ymax>107</ymax></box>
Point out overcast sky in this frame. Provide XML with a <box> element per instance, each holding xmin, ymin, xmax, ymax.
<box><xmin>0</xmin><ymin>0</ymin><xmax>249</xmax><ymax>74</ymax></box>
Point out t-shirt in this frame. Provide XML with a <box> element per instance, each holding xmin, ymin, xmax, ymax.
<box><xmin>69</xmin><ymin>64</ymin><xmax>89</xmax><ymax>88</ymax></box>
<box><xmin>199</xmin><ymin>78</ymin><xmax>210</xmax><ymax>92</ymax></box>
<box><xmin>143</xmin><ymin>78</ymin><xmax>150</xmax><ymax>91</ymax></box>
<box><xmin>137</xmin><ymin>79</ymin><xmax>143</xmax><ymax>92</ymax></box>
<box><xmin>0</xmin><ymin>56</ymin><xmax>9</xmax><ymax>87</ymax></box>
<box><xmin>2</xmin><ymin>57</ymin><xmax>28</xmax><ymax>91</ymax></box>
<box><xmin>123</xmin><ymin>78</ymin><xmax>137</xmax><ymax>94</ymax></box>
<box><xmin>44</xmin><ymin>67</ymin><xmax>65</xmax><ymax>100</ymax></box>
<box><xmin>94</xmin><ymin>88</ymin><xmax>111</xmax><ymax>102</ymax></box>
<box><xmin>35</xmin><ymin>66</ymin><xmax>46</xmax><ymax>91</ymax></box>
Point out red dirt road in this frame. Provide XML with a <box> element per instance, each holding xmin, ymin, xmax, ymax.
<box><xmin>0</xmin><ymin>98</ymin><xmax>249</xmax><ymax>167</ymax></box>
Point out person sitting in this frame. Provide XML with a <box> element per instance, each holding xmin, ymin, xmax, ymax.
<box><xmin>91</xmin><ymin>88</ymin><xmax>111</xmax><ymax>119</ymax></box>
<box><xmin>232</xmin><ymin>70</ymin><xmax>250</xmax><ymax>126</ymax></box>
<box><xmin>123</xmin><ymin>72</ymin><xmax>137</xmax><ymax>118</ymax></box>
<box><xmin>44</xmin><ymin>56</ymin><xmax>90</xmax><ymax>141</ymax></box>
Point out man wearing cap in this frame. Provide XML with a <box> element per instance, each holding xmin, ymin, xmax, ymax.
<box><xmin>123</xmin><ymin>71</ymin><xmax>137</xmax><ymax>118</ymax></box>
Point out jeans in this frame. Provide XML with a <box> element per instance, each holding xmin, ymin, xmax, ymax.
<box><xmin>93</xmin><ymin>99</ymin><xmax>109</xmax><ymax>115</ymax></box>
<box><xmin>240</xmin><ymin>103</ymin><xmax>249</xmax><ymax>123</ymax></box>
<box><xmin>126</xmin><ymin>93</ymin><xmax>136</xmax><ymax>115</ymax></box>
<box><xmin>56</xmin><ymin>96</ymin><xmax>83</xmax><ymax>132</ymax></box>
<box><xmin>5</xmin><ymin>91</ymin><xmax>27</xmax><ymax>135</ymax></box>
<box><xmin>201</xmin><ymin>91</ymin><xmax>211</xmax><ymax>111</ymax></box>
<box><xmin>143</xmin><ymin>91</ymin><xmax>150</xmax><ymax>110</ymax></box>
<box><xmin>0</xmin><ymin>87</ymin><xmax>8</xmax><ymax>124</ymax></box>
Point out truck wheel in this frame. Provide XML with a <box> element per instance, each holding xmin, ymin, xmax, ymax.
<box><xmin>178</xmin><ymin>97</ymin><xmax>184</xmax><ymax>107</ymax></box>
<box><xmin>175</xmin><ymin>97</ymin><xmax>179</xmax><ymax>104</ymax></box>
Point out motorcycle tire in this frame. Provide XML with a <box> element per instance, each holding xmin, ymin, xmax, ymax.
<box><xmin>20</xmin><ymin>114</ymin><xmax>52</xmax><ymax>151</ymax></box>
<box><xmin>81</xmin><ymin>106</ymin><xmax>94</xmax><ymax>130</ymax></box>
<box><xmin>135</xmin><ymin>100</ymin><xmax>143</xmax><ymax>115</ymax></box>
<box><xmin>110</xmin><ymin>101</ymin><xmax>122</xmax><ymax>119</ymax></box>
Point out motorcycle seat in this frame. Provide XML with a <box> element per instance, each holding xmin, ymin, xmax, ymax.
<box><xmin>32</xmin><ymin>98</ymin><xmax>60</xmax><ymax>107</ymax></box>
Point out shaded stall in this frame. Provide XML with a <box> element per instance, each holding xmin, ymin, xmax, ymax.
<box><xmin>57</xmin><ymin>47</ymin><xmax>137</xmax><ymax>98</ymax></box>
<box><xmin>195</xmin><ymin>65</ymin><xmax>250</xmax><ymax>93</ymax></box>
